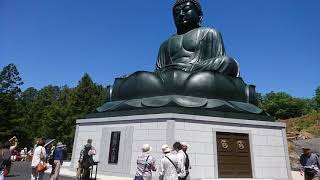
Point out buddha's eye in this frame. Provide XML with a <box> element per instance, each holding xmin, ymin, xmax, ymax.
<box><xmin>183</xmin><ymin>6</ymin><xmax>192</xmax><ymax>12</ymax></box>
<box><xmin>183</xmin><ymin>6</ymin><xmax>191</xmax><ymax>12</ymax></box>
<box><xmin>174</xmin><ymin>8</ymin><xmax>181</xmax><ymax>14</ymax></box>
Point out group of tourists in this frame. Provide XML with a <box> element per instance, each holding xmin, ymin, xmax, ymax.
<box><xmin>134</xmin><ymin>142</ymin><xmax>190</xmax><ymax>180</ymax></box>
<box><xmin>30</xmin><ymin>139</ymin><xmax>66</xmax><ymax>180</ymax></box>
<box><xmin>2</xmin><ymin>136</ymin><xmax>320</xmax><ymax>180</ymax></box>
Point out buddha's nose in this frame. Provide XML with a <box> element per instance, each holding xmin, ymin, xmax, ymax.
<box><xmin>179</xmin><ymin>9</ymin><xmax>185</xmax><ymax>16</ymax></box>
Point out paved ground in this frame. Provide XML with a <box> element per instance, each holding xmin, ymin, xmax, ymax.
<box><xmin>6</xmin><ymin>161</ymin><xmax>73</xmax><ymax>180</ymax></box>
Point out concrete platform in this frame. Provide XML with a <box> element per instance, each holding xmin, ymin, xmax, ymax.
<box><xmin>71</xmin><ymin>113</ymin><xmax>293</xmax><ymax>180</ymax></box>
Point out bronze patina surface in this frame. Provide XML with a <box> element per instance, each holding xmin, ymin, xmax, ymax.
<box><xmin>97</xmin><ymin>0</ymin><xmax>269</xmax><ymax>119</ymax></box>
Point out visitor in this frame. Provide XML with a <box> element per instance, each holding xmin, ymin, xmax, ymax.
<box><xmin>27</xmin><ymin>148</ymin><xmax>34</xmax><ymax>161</ymax></box>
<box><xmin>2</xmin><ymin>142</ymin><xmax>12</xmax><ymax>177</ymax></box>
<box><xmin>173</xmin><ymin>142</ymin><xmax>186</xmax><ymax>180</ymax></box>
<box><xmin>0</xmin><ymin>142</ymin><xmax>11</xmax><ymax>179</ymax></box>
<box><xmin>159</xmin><ymin>144</ymin><xmax>181</xmax><ymax>180</ymax></box>
<box><xmin>0</xmin><ymin>143</ymin><xmax>6</xmax><ymax>180</ymax></box>
<box><xmin>181</xmin><ymin>142</ymin><xmax>191</xmax><ymax>180</ymax></box>
<box><xmin>300</xmin><ymin>146</ymin><xmax>320</xmax><ymax>180</ymax></box>
<box><xmin>78</xmin><ymin>139</ymin><xmax>96</xmax><ymax>180</ymax></box>
<box><xmin>46</xmin><ymin>144</ymin><xmax>54</xmax><ymax>161</ymax></box>
<box><xmin>50</xmin><ymin>142</ymin><xmax>65</xmax><ymax>180</ymax></box>
<box><xmin>21</xmin><ymin>147</ymin><xmax>28</xmax><ymax>161</ymax></box>
<box><xmin>31</xmin><ymin>139</ymin><xmax>46</xmax><ymax>180</ymax></box>
<box><xmin>134</xmin><ymin>144</ymin><xmax>156</xmax><ymax>180</ymax></box>
<box><xmin>8</xmin><ymin>137</ymin><xmax>18</xmax><ymax>163</ymax></box>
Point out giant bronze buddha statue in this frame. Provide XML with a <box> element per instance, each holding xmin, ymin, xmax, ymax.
<box><xmin>157</xmin><ymin>0</ymin><xmax>239</xmax><ymax>77</ymax></box>
<box><xmin>97</xmin><ymin>0</ymin><xmax>265</xmax><ymax>116</ymax></box>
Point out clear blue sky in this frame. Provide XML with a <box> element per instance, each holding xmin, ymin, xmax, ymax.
<box><xmin>1</xmin><ymin>0</ymin><xmax>319</xmax><ymax>98</ymax></box>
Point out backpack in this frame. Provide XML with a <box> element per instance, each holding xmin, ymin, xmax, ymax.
<box><xmin>82</xmin><ymin>145</ymin><xmax>94</xmax><ymax>166</ymax></box>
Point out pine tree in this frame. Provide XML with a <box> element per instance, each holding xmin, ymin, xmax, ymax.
<box><xmin>0</xmin><ymin>64</ymin><xmax>23</xmax><ymax>141</ymax></box>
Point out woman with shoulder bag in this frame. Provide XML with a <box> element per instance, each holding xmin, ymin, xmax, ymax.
<box><xmin>31</xmin><ymin>139</ymin><xmax>47</xmax><ymax>180</ymax></box>
<box><xmin>134</xmin><ymin>144</ymin><xmax>156</xmax><ymax>180</ymax></box>
<box><xmin>159</xmin><ymin>144</ymin><xmax>182</xmax><ymax>180</ymax></box>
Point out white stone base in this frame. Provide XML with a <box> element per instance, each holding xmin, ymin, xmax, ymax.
<box><xmin>71</xmin><ymin>113</ymin><xmax>292</xmax><ymax>180</ymax></box>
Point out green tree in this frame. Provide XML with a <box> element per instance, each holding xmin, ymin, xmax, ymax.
<box><xmin>13</xmin><ymin>73</ymin><xmax>107</xmax><ymax>150</ymax></box>
<box><xmin>261</xmin><ymin>92</ymin><xmax>312</xmax><ymax>120</ymax></box>
<box><xmin>0</xmin><ymin>63</ymin><xmax>23</xmax><ymax>93</ymax></box>
<box><xmin>15</xmin><ymin>87</ymin><xmax>39</xmax><ymax>146</ymax></box>
<box><xmin>58</xmin><ymin>73</ymin><xmax>107</xmax><ymax>149</ymax></box>
<box><xmin>256</xmin><ymin>92</ymin><xmax>264</xmax><ymax>109</ymax></box>
<box><xmin>0</xmin><ymin>64</ymin><xmax>23</xmax><ymax>141</ymax></box>
<box><xmin>71</xmin><ymin>73</ymin><xmax>107</xmax><ymax>117</ymax></box>
<box><xmin>315</xmin><ymin>86</ymin><xmax>320</xmax><ymax>110</ymax></box>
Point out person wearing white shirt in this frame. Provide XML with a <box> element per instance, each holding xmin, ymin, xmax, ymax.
<box><xmin>181</xmin><ymin>142</ymin><xmax>191</xmax><ymax>180</ymax></box>
<box><xmin>173</xmin><ymin>142</ymin><xmax>186</xmax><ymax>180</ymax></box>
<box><xmin>159</xmin><ymin>144</ymin><xmax>181</xmax><ymax>180</ymax></box>
<box><xmin>20</xmin><ymin>147</ymin><xmax>27</xmax><ymax>161</ymax></box>
<box><xmin>31</xmin><ymin>139</ymin><xmax>46</xmax><ymax>180</ymax></box>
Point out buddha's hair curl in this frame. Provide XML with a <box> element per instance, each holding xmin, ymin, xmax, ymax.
<box><xmin>173</xmin><ymin>0</ymin><xmax>203</xmax><ymax>16</ymax></box>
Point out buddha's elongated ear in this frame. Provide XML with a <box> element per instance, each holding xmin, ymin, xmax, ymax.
<box><xmin>198</xmin><ymin>16</ymin><xmax>203</xmax><ymax>26</ymax></box>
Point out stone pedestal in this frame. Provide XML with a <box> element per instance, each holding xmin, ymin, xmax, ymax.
<box><xmin>71</xmin><ymin>112</ymin><xmax>292</xmax><ymax>180</ymax></box>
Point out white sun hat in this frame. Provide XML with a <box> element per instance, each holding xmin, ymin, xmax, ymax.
<box><xmin>142</xmin><ymin>144</ymin><xmax>152</xmax><ymax>153</ymax></box>
<box><xmin>161</xmin><ymin>144</ymin><xmax>171</xmax><ymax>153</ymax></box>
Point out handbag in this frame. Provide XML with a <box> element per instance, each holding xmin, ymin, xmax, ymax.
<box><xmin>36</xmin><ymin>161</ymin><xmax>47</xmax><ymax>172</ymax></box>
<box><xmin>134</xmin><ymin>176</ymin><xmax>143</xmax><ymax>180</ymax></box>
<box><xmin>36</xmin><ymin>147</ymin><xmax>47</xmax><ymax>172</ymax></box>
<box><xmin>305</xmin><ymin>168</ymin><xmax>317</xmax><ymax>177</ymax></box>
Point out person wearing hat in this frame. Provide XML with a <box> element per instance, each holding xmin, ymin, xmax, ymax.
<box><xmin>300</xmin><ymin>146</ymin><xmax>320</xmax><ymax>180</ymax></box>
<box><xmin>159</xmin><ymin>144</ymin><xmax>182</xmax><ymax>180</ymax></box>
<box><xmin>50</xmin><ymin>142</ymin><xmax>65</xmax><ymax>180</ymax></box>
<box><xmin>134</xmin><ymin>144</ymin><xmax>156</xmax><ymax>180</ymax></box>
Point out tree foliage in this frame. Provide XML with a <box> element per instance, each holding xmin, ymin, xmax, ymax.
<box><xmin>0</xmin><ymin>64</ymin><xmax>106</xmax><ymax>150</ymax></box>
<box><xmin>260</xmin><ymin>92</ymin><xmax>314</xmax><ymax>120</ymax></box>
<box><xmin>0</xmin><ymin>64</ymin><xmax>23</xmax><ymax>141</ymax></box>
<box><xmin>315</xmin><ymin>86</ymin><xmax>320</xmax><ymax>110</ymax></box>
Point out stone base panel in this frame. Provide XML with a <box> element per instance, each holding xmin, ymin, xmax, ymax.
<box><xmin>71</xmin><ymin>113</ymin><xmax>292</xmax><ymax>180</ymax></box>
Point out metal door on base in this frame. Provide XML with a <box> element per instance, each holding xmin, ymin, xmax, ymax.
<box><xmin>216</xmin><ymin>132</ymin><xmax>253</xmax><ymax>178</ymax></box>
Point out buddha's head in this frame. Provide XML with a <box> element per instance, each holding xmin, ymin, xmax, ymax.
<box><xmin>173</xmin><ymin>0</ymin><xmax>203</xmax><ymax>34</ymax></box>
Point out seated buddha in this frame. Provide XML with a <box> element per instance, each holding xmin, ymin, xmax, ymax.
<box><xmin>106</xmin><ymin>0</ymin><xmax>257</xmax><ymax>107</ymax></box>
<box><xmin>156</xmin><ymin>0</ymin><xmax>239</xmax><ymax>77</ymax></box>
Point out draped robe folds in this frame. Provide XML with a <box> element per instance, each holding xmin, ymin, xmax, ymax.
<box><xmin>156</xmin><ymin>27</ymin><xmax>240</xmax><ymax>77</ymax></box>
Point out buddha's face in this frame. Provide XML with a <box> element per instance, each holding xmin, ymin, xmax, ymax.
<box><xmin>173</xmin><ymin>2</ymin><xmax>202</xmax><ymax>33</ymax></box>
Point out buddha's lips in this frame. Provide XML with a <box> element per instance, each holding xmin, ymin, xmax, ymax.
<box><xmin>177</xmin><ymin>19</ymin><xmax>189</xmax><ymax>24</ymax></box>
